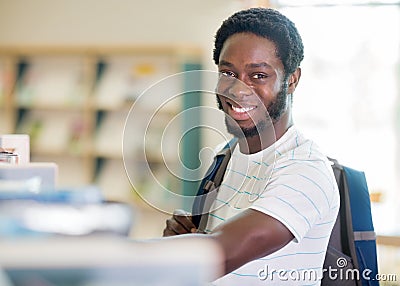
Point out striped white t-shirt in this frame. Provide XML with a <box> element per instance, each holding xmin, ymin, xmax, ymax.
<box><xmin>208</xmin><ymin>126</ymin><xmax>340</xmax><ymax>286</ymax></box>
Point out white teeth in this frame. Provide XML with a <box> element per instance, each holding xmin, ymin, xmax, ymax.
<box><xmin>231</xmin><ymin>105</ymin><xmax>255</xmax><ymax>113</ymax></box>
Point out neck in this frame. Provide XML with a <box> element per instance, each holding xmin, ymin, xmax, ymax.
<box><xmin>238</xmin><ymin>109</ymin><xmax>293</xmax><ymax>155</ymax></box>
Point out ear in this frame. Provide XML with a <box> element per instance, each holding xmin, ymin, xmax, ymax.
<box><xmin>287</xmin><ymin>67</ymin><xmax>301</xmax><ymax>94</ymax></box>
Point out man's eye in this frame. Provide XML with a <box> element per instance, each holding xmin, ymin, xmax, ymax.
<box><xmin>220</xmin><ymin>71</ymin><xmax>236</xmax><ymax>78</ymax></box>
<box><xmin>252</xmin><ymin>73</ymin><xmax>267</xmax><ymax>79</ymax></box>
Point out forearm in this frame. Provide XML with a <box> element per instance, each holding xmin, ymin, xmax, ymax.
<box><xmin>209</xmin><ymin>209</ymin><xmax>294</xmax><ymax>275</ymax></box>
<box><xmin>161</xmin><ymin>209</ymin><xmax>293</xmax><ymax>278</ymax></box>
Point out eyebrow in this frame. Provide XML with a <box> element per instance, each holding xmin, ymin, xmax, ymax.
<box><xmin>246</xmin><ymin>62</ymin><xmax>272</xmax><ymax>69</ymax></box>
<box><xmin>218</xmin><ymin>60</ymin><xmax>273</xmax><ymax>69</ymax></box>
<box><xmin>218</xmin><ymin>60</ymin><xmax>234</xmax><ymax>67</ymax></box>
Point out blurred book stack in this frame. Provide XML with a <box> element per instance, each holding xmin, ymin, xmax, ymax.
<box><xmin>0</xmin><ymin>134</ymin><xmax>134</xmax><ymax>238</ymax></box>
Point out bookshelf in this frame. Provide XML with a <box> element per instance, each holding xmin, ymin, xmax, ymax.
<box><xmin>0</xmin><ymin>46</ymin><xmax>203</xmax><ymax>208</ymax></box>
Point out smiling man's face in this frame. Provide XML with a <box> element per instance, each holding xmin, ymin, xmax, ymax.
<box><xmin>216</xmin><ymin>32</ymin><xmax>290</xmax><ymax>139</ymax></box>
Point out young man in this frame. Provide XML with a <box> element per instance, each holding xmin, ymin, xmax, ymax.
<box><xmin>163</xmin><ymin>8</ymin><xmax>339</xmax><ymax>285</ymax></box>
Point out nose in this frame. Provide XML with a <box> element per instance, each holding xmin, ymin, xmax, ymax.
<box><xmin>227</xmin><ymin>77</ymin><xmax>253</xmax><ymax>102</ymax></box>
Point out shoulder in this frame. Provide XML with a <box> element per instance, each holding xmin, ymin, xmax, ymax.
<box><xmin>267</xmin><ymin>126</ymin><xmax>339</xmax><ymax>208</ymax></box>
<box><xmin>273</xmin><ymin>126</ymin><xmax>331</xmax><ymax>172</ymax></box>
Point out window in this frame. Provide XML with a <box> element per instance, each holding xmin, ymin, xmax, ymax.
<box><xmin>278</xmin><ymin>1</ymin><xmax>400</xmax><ymax>233</ymax></box>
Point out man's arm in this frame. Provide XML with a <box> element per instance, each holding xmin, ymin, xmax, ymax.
<box><xmin>209</xmin><ymin>208</ymin><xmax>293</xmax><ymax>274</ymax></box>
<box><xmin>163</xmin><ymin>208</ymin><xmax>294</xmax><ymax>275</ymax></box>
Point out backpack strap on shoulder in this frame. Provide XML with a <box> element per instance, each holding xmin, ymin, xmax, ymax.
<box><xmin>328</xmin><ymin>158</ymin><xmax>360</xmax><ymax>267</ymax></box>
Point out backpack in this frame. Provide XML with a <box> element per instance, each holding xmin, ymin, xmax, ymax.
<box><xmin>322</xmin><ymin>158</ymin><xmax>379</xmax><ymax>286</ymax></box>
<box><xmin>192</xmin><ymin>139</ymin><xmax>379</xmax><ymax>285</ymax></box>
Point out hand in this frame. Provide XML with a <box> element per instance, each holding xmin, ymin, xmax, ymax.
<box><xmin>163</xmin><ymin>209</ymin><xmax>198</xmax><ymax>237</ymax></box>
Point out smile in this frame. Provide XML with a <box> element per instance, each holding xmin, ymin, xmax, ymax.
<box><xmin>231</xmin><ymin>105</ymin><xmax>256</xmax><ymax>113</ymax></box>
<box><xmin>225</xmin><ymin>101</ymin><xmax>258</xmax><ymax>122</ymax></box>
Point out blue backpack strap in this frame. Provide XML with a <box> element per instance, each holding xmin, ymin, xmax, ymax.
<box><xmin>192</xmin><ymin>138</ymin><xmax>238</xmax><ymax>229</ymax></box>
<box><xmin>343</xmin><ymin>166</ymin><xmax>379</xmax><ymax>286</ymax></box>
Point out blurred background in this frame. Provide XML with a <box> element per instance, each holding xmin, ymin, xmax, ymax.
<box><xmin>0</xmin><ymin>0</ymin><xmax>399</xmax><ymax>283</ymax></box>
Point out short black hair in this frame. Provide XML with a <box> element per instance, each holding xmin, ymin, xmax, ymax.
<box><xmin>213</xmin><ymin>7</ymin><xmax>304</xmax><ymax>78</ymax></box>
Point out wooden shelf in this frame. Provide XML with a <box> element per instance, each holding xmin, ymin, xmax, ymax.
<box><xmin>377</xmin><ymin>235</ymin><xmax>400</xmax><ymax>247</ymax></box>
<box><xmin>15</xmin><ymin>103</ymin><xmax>88</xmax><ymax>111</ymax></box>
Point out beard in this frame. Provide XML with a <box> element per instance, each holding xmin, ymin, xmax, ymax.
<box><xmin>217</xmin><ymin>82</ymin><xmax>289</xmax><ymax>139</ymax></box>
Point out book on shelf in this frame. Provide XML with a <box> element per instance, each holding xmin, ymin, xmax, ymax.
<box><xmin>17</xmin><ymin>110</ymin><xmax>86</xmax><ymax>155</ymax></box>
<box><xmin>94</xmin><ymin>111</ymin><xmax>128</xmax><ymax>158</ymax></box>
<box><xmin>16</xmin><ymin>56</ymin><xmax>86</xmax><ymax>108</ymax></box>
<box><xmin>93</xmin><ymin>55</ymin><xmax>176</xmax><ymax>109</ymax></box>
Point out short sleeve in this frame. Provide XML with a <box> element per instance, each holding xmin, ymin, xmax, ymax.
<box><xmin>250</xmin><ymin>159</ymin><xmax>337</xmax><ymax>242</ymax></box>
